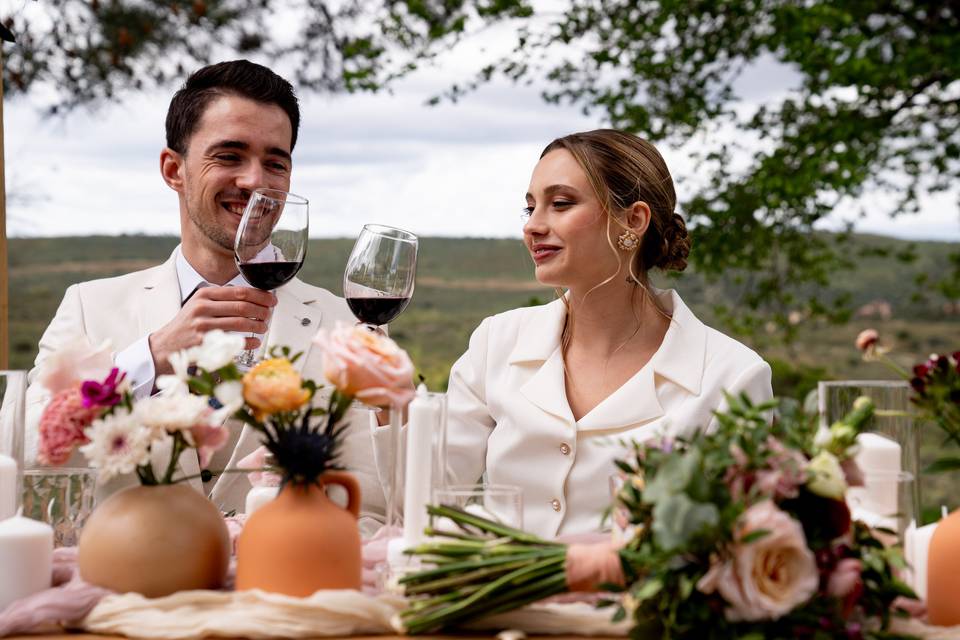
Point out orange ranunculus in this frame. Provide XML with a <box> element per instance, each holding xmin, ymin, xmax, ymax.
<box><xmin>242</xmin><ymin>358</ymin><xmax>311</xmax><ymax>419</ymax></box>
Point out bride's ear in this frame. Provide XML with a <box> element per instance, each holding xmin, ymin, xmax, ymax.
<box><xmin>160</xmin><ymin>148</ymin><xmax>185</xmax><ymax>193</ymax></box>
<box><xmin>627</xmin><ymin>201</ymin><xmax>652</xmax><ymax>236</ymax></box>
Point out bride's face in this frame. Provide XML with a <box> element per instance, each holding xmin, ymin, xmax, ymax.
<box><xmin>523</xmin><ymin>149</ymin><xmax>620</xmax><ymax>290</ymax></box>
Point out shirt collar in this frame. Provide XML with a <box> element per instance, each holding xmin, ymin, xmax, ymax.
<box><xmin>174</xmin><ymin>245</ymin><xmax>248</xmax><ymax>304</ymax></box>
<box><xmin>507</xmin><ymin>288</ymin><xmax>707</xmax><ymax>395</ymax></box>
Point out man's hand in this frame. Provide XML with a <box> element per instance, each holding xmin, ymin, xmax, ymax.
<box><xmin>149</xmin><ymin>286</ymin><xmax>277</xmax><ymax>375</ymax></box>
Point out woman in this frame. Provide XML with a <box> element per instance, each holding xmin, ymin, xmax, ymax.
<box><xmin>444</xmin><ymin>129</ymin><xmax>772</xmax><ymax>538</ymax></box>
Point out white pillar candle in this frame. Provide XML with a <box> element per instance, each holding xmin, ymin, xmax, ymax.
<box><xmin>245</xmin><ymin>485</ymin><xmax>279</xmax><ymax>516</ymax></box>
<box><xmin>0</xmin><ymin>454</ymin><xmax>17</xmax><ymax>521</ymax></box>
<box><xmin>849</xmin><ymin>433</ymin><xmax>901</xmax><ymax>520</ymax></box>
<box><xmin>0</xmin><ymin>515</ymin><xmax>53</xmax><ymax>610</ymax></box>
<box><xmin>402</xmin><ymin>385</ymin><xmax>439</xmax><ymax>546</ymax></box>
<box><xmin>905</xmin><ymin>518</ymin><xmax>938</xmax><ymax>601</ymax></box>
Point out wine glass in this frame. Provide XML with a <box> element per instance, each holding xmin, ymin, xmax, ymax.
<box><xmin>234</xmin><ymin>188</ymin><xmax>309</xmax><ymax>368</ymax></box>
<box><xmin>343</xmin><ymin>224</ymin><xmax>418</xmax><ymax>328</ymax></box>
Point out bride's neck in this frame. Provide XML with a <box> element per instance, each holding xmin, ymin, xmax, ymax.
<box><xmin>564</xmin><ymin>280</ymin><xmax>668</xmax><ymax>355</ymax></box>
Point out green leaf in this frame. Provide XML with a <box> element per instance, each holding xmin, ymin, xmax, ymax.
<box><xmin>651</xmin><ymin>494</ymin><xmax>719</xmax><ymax>551</ymax></box>
<box><xmin>643</xmin><ymin>449</ymin><xmax>702</xmax><ymax>505</ymax></box>
<box><xmin>740</xmin><ymin>528</ymin><xmax>771</xmax><ymax>544</ymax></box>
<box><xmin>633</xmin><ymin>577</ymin><xmax>663</xmax><ymax>603</ymax></box>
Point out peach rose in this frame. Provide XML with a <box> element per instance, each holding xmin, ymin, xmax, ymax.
<box><xmin>697</xmin><ymin>501</ymin><xmax>819</xmax><ymax>622</ymax></box>
<box><xmin>313</xmin><ymin>324</ymin><xmax>415</xmax><ymax>407</ymax></box>
<box><xmin>242</xmin><ymin>358</ymin><xmax>311</xmax><ymax>419</ymax></box>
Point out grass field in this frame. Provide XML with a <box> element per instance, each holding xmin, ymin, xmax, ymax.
<box><xmin>7</xmin><ymin>234</ymin><xmax>960</xmax><ymax>516</ymax></box>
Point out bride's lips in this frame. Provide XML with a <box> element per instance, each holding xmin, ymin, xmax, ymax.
<box><xmin>531</xmin><ymin>244</ymin><xmax>561</xmax><ymax>264</ymax></box>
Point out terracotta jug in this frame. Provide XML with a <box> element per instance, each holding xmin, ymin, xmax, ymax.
<box><xmin>78</xmin><ymin>484</ymin><xmax>230</xmax><ymax>597</ymax></box>
<box><xmin>236</xmin><ymin>471</ymin><xmax>362</xmax><ymax>595</ymax></box>
<box><xmin>927</xmin><ymin>508</ymin><xmax>960</xmax><ymax>625</ymax></box>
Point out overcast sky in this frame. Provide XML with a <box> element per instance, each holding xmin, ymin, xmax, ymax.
<box><xmin>4</xmin><ymin>20</ymin><xmax>958</xmax><ymax>242</ymax></box>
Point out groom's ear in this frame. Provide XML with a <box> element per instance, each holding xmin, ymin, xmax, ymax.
<box><xmin>160</xmin><ymin>147</ymin><xmax>185</xmax><ymax>193</ymax></box>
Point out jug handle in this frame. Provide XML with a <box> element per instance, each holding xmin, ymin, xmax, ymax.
<box><xmin>321</xmin><ymin>471</ymin><xmax>361</xmax><ymax>519</ymax></box>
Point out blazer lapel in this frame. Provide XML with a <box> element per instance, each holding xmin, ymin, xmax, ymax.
<box><xmin>575</xmin><ymin>365</ymin><xmax>664</xmax><ymax>433</ymax></box>
<box><xmin>136</xmin><ymin>253</ymin><xmax>181</xmax><ymax>339</ymax></box>
<box><xmin>263</xmin><ymin>280</ymin><xmax>323</xmax><ymax>372</ymax></box>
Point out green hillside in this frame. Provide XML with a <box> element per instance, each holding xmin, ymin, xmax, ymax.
<box><xmin>7</xmin><ymin>234</ymin><xmax>959</xmax><ymax>398</ymax></box>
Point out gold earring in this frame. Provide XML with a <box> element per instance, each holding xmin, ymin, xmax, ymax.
<box><xmin>617</xmin><ymin>230</ymin><xmax>639</xmax><ymax>251</ymax></box>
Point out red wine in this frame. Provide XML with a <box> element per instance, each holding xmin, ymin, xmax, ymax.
<box><xmin>346</xmin><ymin>296</ymin><xmax>411</xmax><ymax>325</ymax></box>
<box><xmin>238</xmin><ymin>261</ymin><xmax>303</xmax><ymax>290</ymax></box>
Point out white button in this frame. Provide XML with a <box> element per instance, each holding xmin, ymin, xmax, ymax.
<box><xmin>559</xmin><ymin>442</ymin><xmax>571</xmax><ymax>455</ymax></box>
<box><xmin>550</xmin><ymin>498</ymin><xmax>561</xmax><ymax>512</ymax></box>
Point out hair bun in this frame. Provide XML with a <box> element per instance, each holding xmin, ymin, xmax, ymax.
<box><xmin>656</xmin><ymin>213</ymin><xmax>691</xmax><ymax>272</ymax></box>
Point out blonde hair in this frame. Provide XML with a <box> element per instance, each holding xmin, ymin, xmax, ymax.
<box><xmin>539</xmin><ymin>129</ymin><xmax>690</xmax><ymax>354</ymax></box>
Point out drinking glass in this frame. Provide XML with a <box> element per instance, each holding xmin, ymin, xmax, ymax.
<box><xmin>0</xmin><ymin>371</ymin><xmax>26</xmax><ymax>520</ymax></box>
<box><xmin>818</xmin><ymin>380</ymin><xmax>921</xmax><ymax>518</ymax></box>
<box><xmin>343</xmin><ymin>225</ymin><xmax>418</xmax><ymax>328</ymax></box>
<box><xmin>21</xmin><ymin>468</ymin><xmax>97</xmax><ymax>546</ymax></box>
<box><xmin>234</xmin><ymin>188</ymin><xmax>309</xmax><ymax>368</ymax></box>
<box><xmin>432</xmin><ymin>484</ymin><xmax>523</xmax><ymax>531</ymax></box>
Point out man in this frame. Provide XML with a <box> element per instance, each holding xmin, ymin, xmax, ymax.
<box><xmin>25</xmin><ymin>60</ymin><xmax>385</xmax><ymax>529</ymax></box>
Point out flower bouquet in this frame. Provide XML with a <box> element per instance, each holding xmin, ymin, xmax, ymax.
<box><xmin>34</xmin><ymin>331</ymin><xmax>250</xmax><ymax>596</ymax></box>
<box><xmin>397</xmin><ymin>394</ymin><xmax>919</xmax><ymax>639</ymax></box>
<box><xmin>856</xmin><ymin>330</ymin><xmax>960</xmax><ymax>625</ymax></box>
<box><xmin>234</xmin><ymin>323</ymin><xmax>415</xmax><ymax>595</ymax></box>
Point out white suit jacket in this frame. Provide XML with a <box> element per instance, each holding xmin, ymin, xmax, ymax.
<box><xmin>445</xmin><ymin>289</ymin><xmax>773</xmax><ymax>538</ymax></box>
<box><xmin>25</xmin><ymin>251</ymin><xmax>385</xmax><ymax>531</ymax></box>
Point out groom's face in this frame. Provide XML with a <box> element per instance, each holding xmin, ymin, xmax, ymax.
<box><xmin>174</xmin><ymin>94</ymin><xmax>293</xmax><ymax>255</ymax></box>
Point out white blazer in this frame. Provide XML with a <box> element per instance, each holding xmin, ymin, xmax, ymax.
<box><xmin>445</xmin><ymin>289</ymin><xmax>773</xmax><ymax>539</ymax></box>
<box><xmin>25</xmin><ymin>251</ymin><xmax>385</xmax><ymax>531</ymax></box>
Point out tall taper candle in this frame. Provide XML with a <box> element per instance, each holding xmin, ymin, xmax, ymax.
<box><xmin>403</xmin><ymin>384</ymin><xmax>438</xmax><ymax>546</ymax></box>
<box><xmin>0</xmin><ymin>515</ymin><xmax>53</xmax><ymax>610</ymax></box>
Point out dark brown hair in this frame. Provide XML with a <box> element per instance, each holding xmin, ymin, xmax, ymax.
<box><xmin>165</xmin><ymin>60</ymin><xmax>300</xmax><ymax>155</ymax></box>
<box><xmin>541</xmin><ymin>129</ymin><xmax>690</xmax><ymax>275</ymax></box>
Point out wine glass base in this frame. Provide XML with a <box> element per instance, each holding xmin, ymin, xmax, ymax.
<box><xmin>235</xmin><ymin>349</ymin><xmax>259</xmax><ymax>370</ymax></box>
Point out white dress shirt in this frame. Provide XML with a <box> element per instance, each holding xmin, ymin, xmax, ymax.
<box><xmin>443</xmin><ymin>289</ymin><xmax>773</xmax><ymax>539</ymax></box>
<box><xmin>114</xmin><ymin>245</ymin><xmax>253</xmax><ymax>398</ymax></box>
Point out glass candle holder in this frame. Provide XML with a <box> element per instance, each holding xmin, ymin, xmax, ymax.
<box><xmin>819</xmin><ymin>380</ymin><xmax>920</xmax><ymax>519</ymax></box>
<box><xmin>432</xmin><ymin>484</ymin><xmax>524</xmax><ymax>531</ymax></box>
<box><xmin>21</xmin><ymin>468</ymin><xmax>98</xmax><ymax>547</ymax></box>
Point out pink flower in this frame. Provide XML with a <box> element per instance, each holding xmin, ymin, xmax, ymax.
<box><xmin>36</xmin><ymin>339</ymin><xmax>114</xmax><ymax>396</ymax></box>
<box><xmin>37</xmin><ymin>386</ymin><xmax>102</xmax><ymax>465</ymax></box>
<box><xmin>697</xmin><ymin>501</ymin><xmax>819</xmax><ymax>622</ymax></box>
<box><xmin>187</xmin><ymin>423</ymin><xmax>230</xmax><ymax>469</ymax></box>
<box><xmin>237</xmin><ymin>446</ymin><xmax>281</xmax><ymax>487</ymax></box>
<box><xmin>80</xmin><ymin>368</ymin><xmax>126</xmax><ymax>409</ymax></box>
<box><xmin>827</xmin><ymin>558</ymin><xmax>862</xmax><ymax>599</ymax></box>
<box><xmin>313</xmin><ymin>324</ymin><xmax>415</xmax><ymax>407</ymax></box>
<box><xmin>855</xmin><ymin>329</ymin><xmax>879</xmax><ymax>352</ymax></box>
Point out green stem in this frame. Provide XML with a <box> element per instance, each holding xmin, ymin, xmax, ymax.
<box><xmin>403</xmin><ymin>554</ymin><xmax>561</xmax><ymax>594</ymax></box>
<box><xmin>171</xmin><ymin>467</ymin><xmax>260</xmax><ymax>484</ymax></box>
<box><xmin>878</xmin><ymin>353</ymin><xmax>913</xmax><ymax>380</ymax></box>
<box><xmin>400</xmin><ymin>549</ymin><xmax>565</xmax><ymax>586</ymax></box>
<box><xmin>426</xmin><ymin>504</ymin><xmax>560</xmax><ymax>546</ymax></box>
<box><xmin>161</xmin><ymin>431</ymin><xmax>186</xmax><ymax>484</ymax></box>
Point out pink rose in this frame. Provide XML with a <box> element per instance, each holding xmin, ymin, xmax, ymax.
<box><xmin>38</xmin><ymin>386</ymin><xmax>102</xmax><ymax>465</ymax></box>
<box><xmin>237</xmin><ymin>446</ymin><xmax>282</xmax><ymax>487</ymax></box>
<box><xmin>827</xmin><ymin>558</ymin><xmax>862</xmax><ymax>599</ymax></box>
<box><xmin>313</xmin><ymin>324</ymin><xmax>415</xmax><ymax>407</ymax></box>
<box><xmin>36</xmin><ymin>339</ymin><xmax>114</xmax><ymax>396</ymax></box>
<box><xmin>187</xmin><ymin>423</ymin><xmax>230</xmax><ymax>469</ymax></box>
<box><xmin>697</xmin><ymin>501</ymin><xmax>819</xmax><ymax>622</ymax></box>
<box><xmin>855</xmin><ymin>329</ymin><xmax>879</xmax><ymax>352</ymax></box>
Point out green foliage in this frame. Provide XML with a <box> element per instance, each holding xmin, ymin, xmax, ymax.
<box><xmin>433</xmin><ymin>0</ymin><xmax>960</xmax><ymax>338</ymax></box>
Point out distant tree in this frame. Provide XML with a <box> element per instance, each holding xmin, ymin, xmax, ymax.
<box><xmin>436</xmin><ymin>0</ymin><xmax>959</xmax><ymax>339</ymax></box>
<box><xmin>1</xmin><ymin>0</ymin><xmax>531</xmax><ymax>111</ymax></box>
<box><xmin>3</xmin><ymin>0</ymin><xmax>958</xmax><ymax>339</ymax></box>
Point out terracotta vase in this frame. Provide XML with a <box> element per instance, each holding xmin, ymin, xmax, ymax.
<box><xmin>78</xmin><ymin>483</ymin><xmax>230</xmax><ymax>597</ymax></box>
<box><xmin>927</xmin><ymin>508</ymin><xmax>960</xmax><ymax>625</ymax></box>
<box><xmin>235</xmin><ymin>471</ymin><xmax>362</xmax><ymax>595</ymax></box>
